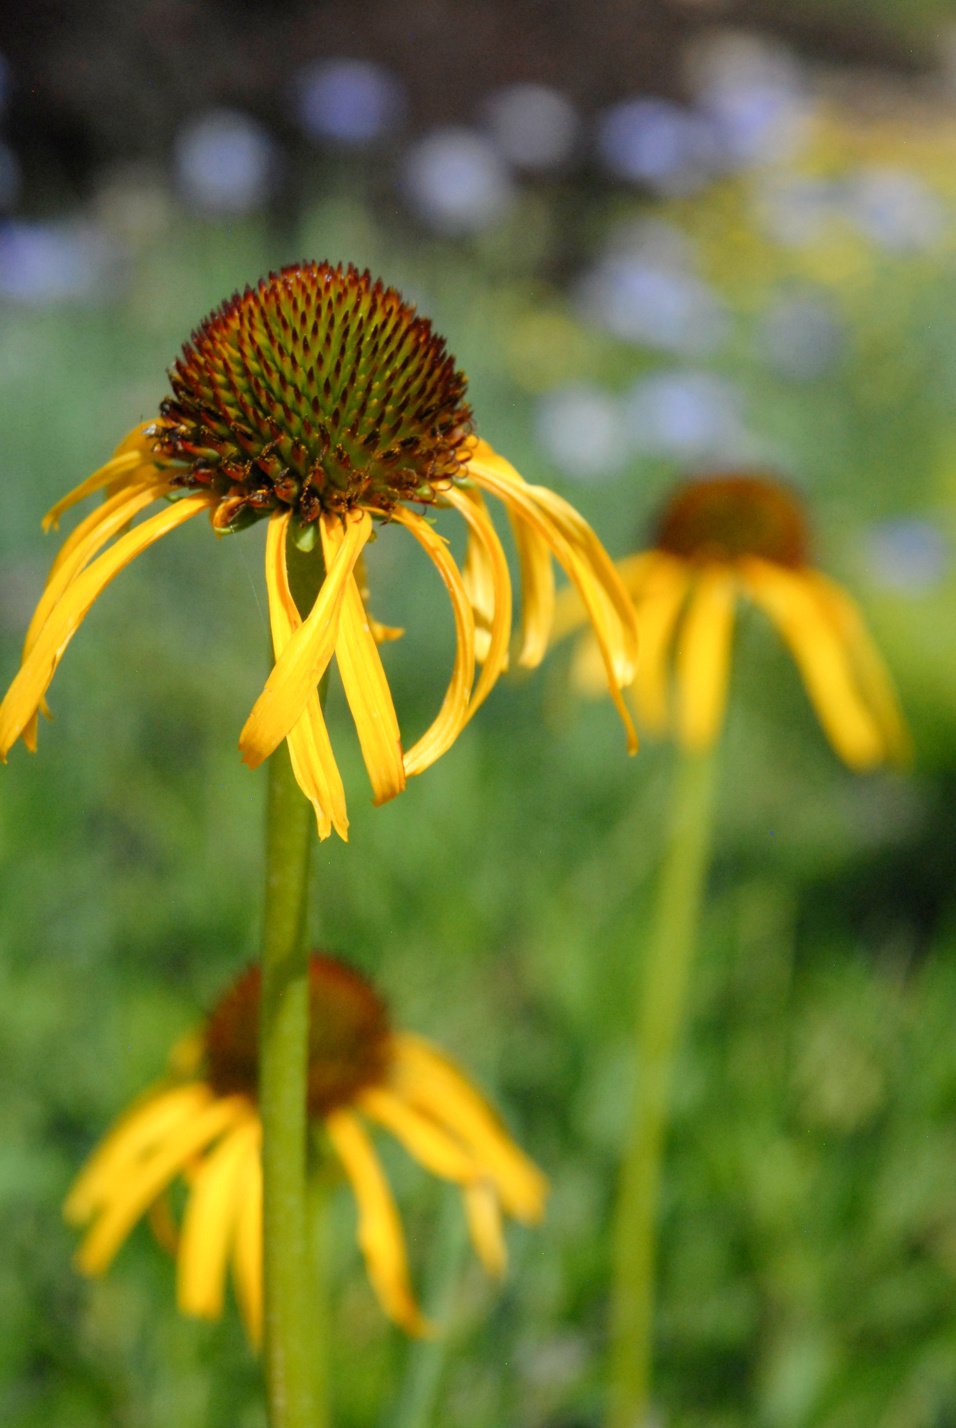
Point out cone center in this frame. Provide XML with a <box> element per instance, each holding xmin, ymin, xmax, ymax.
<box><xmin>204</xmin><ymin>954</ymin><xmax>392</xmax><ymax>1116</ymax></box>
<box><xmin>656</xmin><ymin>474</ymin><xmax>809</xmax><ymax>567</ymax></box>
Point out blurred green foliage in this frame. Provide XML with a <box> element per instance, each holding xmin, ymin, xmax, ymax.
<box><xmin>2</xmin><ymin>98</ymin><xmax>956</xmax><ymax>1428</ymax></box>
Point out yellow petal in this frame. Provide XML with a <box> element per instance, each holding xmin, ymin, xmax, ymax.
<box><xmin>231</xmin><ymin>1124</ymin><xmax>264</xmax><ymax>1348</ymax></box>
<box><xmin>357</xmin><ymin>1086</ymin><xmax>479</xmax><ymax>1185</ymax></box>
<box><xmin>630</xmin><ymin>554</ymin><xmax>691</xmax><ymax>735</ymax></box>
<box><xmin>239</xmin><ymin>510</ymin><xmax>371</xmax><ymax>769</ymax></box>
<box><xmin>465</xmin><ymin>443</ymin><xmax>638</xmax><ymax>752</ymax></box>
<box><xmin>0</xmin><ymin>494</ymin><xmax>212</xmax><ymax>760</ymax></box>
<box><xmin>320</xmin><ymin>521</ymin><xmax>406</xmax><ymax>806</ymax></box>
<box><xmin>65</xmin><ymin>1085</ymin><xmax>212</xmax><ymax>1224</ymax></box>
<box><xmin>177</xmin><ymin>1113</ymin><xmax>260</xmax><ymax>1321</ymax></box>
<box><xmin>325</xmin><ymin>1109</ymin><xmax>433</xmax><ymax>1337</ymax></box>
<box><xmin>391</xmin><ymin>1035</ymin><xmax>548</xmax><ymax>1223</ymax></box>
<box><xmin>42</xmin><ymin>429</ymin><xmax>158</xmax><ymax>530</ymax></box>
<box><xmin>743</xmin><ymin>559</ymin><xmax>891</xmax><ymax>768</ymax></box>
<box><xmin>264</xmin><ymin>513</ymin><xmax>349</xmax><ymax>839</ymax></box>
<box><xmin>674</xmin><ymin>567</ymin><xmax>736</xmax><ymax>750</ymax></box>
<box><xmin>805</xmin><ymin>570</ymin><xmax>912</xmax><ymax>766</ymax></box>
<box><xmin>463</xmin><ymin>1180</ymin><xmax>507</xmax><ymax>1279</ymax></box>
<box><xmin>442</xmin><ymin>484</ymin><xmax>512</xmax><ymax>717</ymax></box>
<box><xmin>22</xmin><ymin>478</ymin><xmax>163</xmax><ymax>750</ymax></box>
<box><xmin>511</xmin><ymin>514</ymin><xmax>556</xmax><ymax>667</ymax></box>
<box><xmin>25</xmin><ymin>479</ymin><xmax>168</xmax><ymax>665</ymax></box>
<box><xmin>389</xmin><ymin>507</ymin><xmax>476</xmax><ymax>780</ymax></box>
<box><xmin>73</xmin><ymin>1095</ymin><xmax>250</xmax><ymax>1277</ymax></box>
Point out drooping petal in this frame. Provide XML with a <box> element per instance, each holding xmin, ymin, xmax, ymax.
<box><xmin>463</xmin><ymin>1180</ymin><xmax>507</xmax><ymax>1278</ymax></box>
<box><xmin>805</xmin><ymin>570</ymin><xmax>912</xmax><ymax>765</ymax></box>
<box><xmin>73</xmin><ymin>1095</ymin><xmax>251</xmax><ymax>1276</ymax></box>
<box><xmin>64</xmin><ymin>1085</ymin><xmax>212</xmax><ymax>1224</ymax></box>
<box><xmin>465</xmin><ymin>441</ymin><xmax>638</xmax><ymax>751</ymax></box>
<box><xmin>325</xmin><ymin>1108</ymin><xmax>433</xmax><ymax>1337</ymax></box>
<box><xmin>42</xmin><ymin>426</ymin><xmax>160</xmax><ymax>530</ymax></box>
<box><xmin>231</xmin><ymin>1124</ymin><xmax>264</xmax><ymax>1347</ymax></box>
<box><xmin>390</xmin><ymin>1035</ymin><xmax>547</xmax><ymax>1222</ymax></box>
<box><xmin>672</xmin><ymin>565</ymin><xmax>736</xmax><ymax>750</ymax></box>
<box><xmin>239</xmin><ymin>510</ymin><xmax>371</xmax><ymax>769</ymax></box>
<box><xmin>319</xmin><ymin>521</ymin><xmax>406</xmax><ymax>807</ymax></box>
<box><xmin>0</xmin><ymin>493</ymin><xmax>213</xmax><ymax>760</ymax></box>
<box><xmin>21</xmin><ymin>476</ymin><xmax>168</xmax><ymax>748</ymax></box>
<box><xmin>743</xmin><ymin>559</ymin><xmax>891</xmax><ymax>768</ymax></box>
<box><xmin>441</xmin><ymin>484</ymin><xmax>512</xmax><ymax>717</ymax></box>
<box><xmin>510</xmin><ymin>512</ymin><xmax>556</xmax><ymax>668</ymax></box>
<box><xmin>629</xmin><ymin>554</ymin><xmax>691</xmax><ymax>735</ymax></box>
<box><xmin>357</xmin><ymin>1085</ymin><xmax>479</xmax><ymax>1185</ymax></box>
<box><xmin>177</xmin><ymin>1112</ymin><xmax>260</xmax><ymax>1321</ymax></box>
<box><xmin>388</xmin><ymin>507</ymin><xmax>476</xmax><ymax>780</ymax></box>
<box><xmin>264</xmin><ymin>513</ymin><xmax>349</xmax><ymax>840</ymax></box>
<box><xmin>21</xmin><ymin>481</ymin><xmax>170</xmax><ymax>750</ymax></box>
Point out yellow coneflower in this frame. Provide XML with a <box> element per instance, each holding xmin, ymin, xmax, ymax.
<box><xmin>65</xmin><ymin>953</ymin><xmax>547</xmax><ymax>1344</ymax></box>
<box><xmin>0</xmin><ymin>262</ymin><xmax>638</xmax><ymax>838</ymax></box>
<box><xmin>560</xmin><ymin>472</ymin><xmax>908</xmax><ymax>768</ymax></box>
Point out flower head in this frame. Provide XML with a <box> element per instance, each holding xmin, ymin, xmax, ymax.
<box><xmin>0</xmin><ymin>261</ymin><xmax>638</xmax><ymax>838</ymax></box>
<box><xmin>559</xmin><ymin>472</ymin><xmax>909</xmax><ymax>767</ymax></box>
<box><xmin>65</xmin><ymin>953</ymin><xmax>547</xmax><ymax>1342</ymax></box>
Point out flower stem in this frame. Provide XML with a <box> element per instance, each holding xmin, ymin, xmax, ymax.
<box><xmin>259</xmin><ymin>532</ymin><xmax>328</xmax><ymax>1428</ymax></box>
<box><xmin>607</xmin><ymin>745</ymin><xmax>719</xmax><ymax>1428</ymax></box>
<box><xmin>260</xmin><ymin>739</ymin><xmax>322</xmax><ymax>1428</ymax></box>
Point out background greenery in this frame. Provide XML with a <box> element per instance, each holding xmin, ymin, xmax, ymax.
<box><xmin>2</xmin><ymin>6</ymin><xmax>956</xmax><ymax>1425</ymax></box>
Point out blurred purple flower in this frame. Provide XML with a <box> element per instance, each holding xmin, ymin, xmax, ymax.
<box><xmin>689</xmin><ymin>33</ymin><xmax>810</xmax><ymax>167</ymax></box>
<box><xmin>295</xmin><ymin>59</ymin><xmax>406</xmax><ymax>146</ymax></box>
<box><xmin>759</xmin><ymin>291</ymin><xmax>843</xmax><ymax>380</ymax></box>
<box><xmin>623</xmin><ymin>370</ymin><xmax>748</xmax><ymax>459</ymax></box>
<box><xmin>0</xmin><ymin>220</ymin><xmax>123</xmax><ymax>303</ymax></box>
<box><xmin>863</xmin><ymin>517</ymin><xmax>949</xmax><ymax>592</ymax></box>
<box><xmin>402</xmin><ymin>128</ymin><xmax>514</xmax><ymax>233</ymax></box>
<box><xmin>535</xmin><ymin>384</ymin><xmax>627</xmax><ymax>480</ymax></box>
<box><xmin>174</xmin><ymin>109</ymin><xmax>278</xmax><ymax>216</ymax></box>
<box><xmin>596</xmin><ymin>98</ymin><xmax>719</xmax><ymax>193</ymax></box>
<box><xmin>847</xmin><ymin>169</ymin><xmax>945</xmax><ymax>253</ymax></box>
<box><xmin>755</xmin><ymin>175</ymin><xmax>835</xmax><ymax>247</ymax></box>
<box><xmin>577</xmin><ymin>253</ymin><xmax>726</xmax><ymax>355</ymax></box>
<box><xmin>483</xmin><ymin>83</ymin><xmax>579</xmax><ymax>171</ymax></box>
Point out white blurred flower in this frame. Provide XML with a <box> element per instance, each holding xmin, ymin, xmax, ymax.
<box><xmin>596</xmin><ymin>98</ymin><xmax>719</xmax><ymax>193</ymax></box>
<box><xmin>576</xmin><ymin>254</ymin><xmax>726</xmax><ymax>355</ymax></box>
<box><xmin>0</xmin><ymin>220</ymin><xmax>123</xmax><ymax>303</ymax></box>
<box><xmin>755</xmin><ymin>174</ymin><xmax>836</xmax><ymax>247</ymax></box>
<box><xmin>846</xmin><ymin>169</ymin><xmax>945</xmax><ymax>252</ymax></box>
<box><xmin>863</xmin><ymin>517</ymin><xmax>949</xmax><ymax>592</ymax></box>
<box><xmin>174</xmin><ymin>109</ymin><xmax>278</xmax><ymax>216</ymax></box>
<box><xmin>688</xmin><ymin>32</ymin><xmax>810</xmax><ymax>166</ymax></box>
<box><xmin>402</xmin><ymin>128</ymin><xmax>514</xmax><ymax>233</ymax></box>
<box><xmin>295</xmin><ymin>59</ymin><xmax>406</xmax><ymax>146</ymax></box>
<box><xmin>759</xmin><ymin>291</ymin><xmax>843</xmax><ymax>380</ymax></box>
<box><xmin>602</xmin><ymin>215</ymin><xmax>699</xmax><ymax>271</ymax></box>
<box><xmin>535</xmin><ymin>384</ymin><xmax>628</xmax><ymax>480</ymax></box>
<box><xmin>623</xmin><ymin>370</ymin><xmax>748</xmax><ymax>460</ymax></box>
<box><xmin>482</xmin><ymin>83</ymin><xmax>579</xmax><ymax>171</ymax></box>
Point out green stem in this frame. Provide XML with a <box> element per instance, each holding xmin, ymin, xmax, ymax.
<box><xmin>259</xmin><ymin>530</ymin><xmax>328</xmax><ymax>1428</ymax></box>
<box><xmin>607</xmin><ymin>745</ymin><xmax>720</xmax><ymax>1428</ymax></box>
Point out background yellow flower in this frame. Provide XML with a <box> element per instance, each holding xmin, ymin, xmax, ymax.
<box><xmin>65</xmin><ymin>955</ymin><xmax>547</xmax><ymax>1344</ymax></box>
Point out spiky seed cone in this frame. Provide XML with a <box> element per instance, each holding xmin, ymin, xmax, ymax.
<box><xmin>656</xmin><ymin>473</ymin><xmax>810</xmax><ymax>568</ymax></box>
<box><xmin>204</xmin><ymin>955</ymin><xmax>392</xmax><ymax>1116</ymax></box>
<box><xmin>155</xmin><ymin>262</ymin><xmax>473</xmax><ymax>531</ymax></box>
